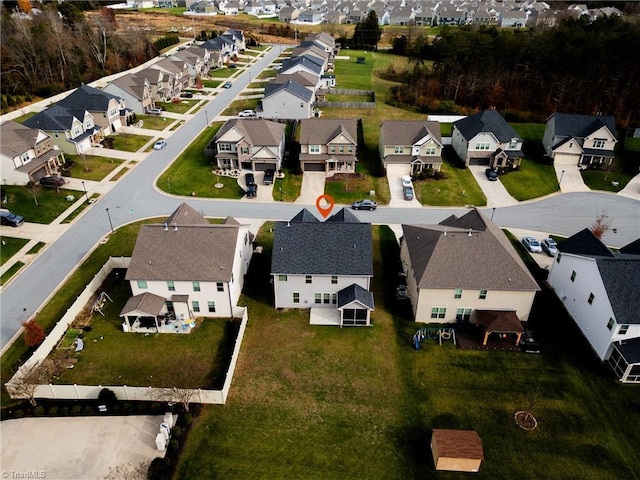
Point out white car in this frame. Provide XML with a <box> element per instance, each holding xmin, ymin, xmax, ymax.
<box><xmin>153</xmin><ymin>139</ymin><xmax>167</xmax><ymax>150</ymax></box>
<box><xmin>238</xmin><ymin>110</ymin><xmax>255</xmax><ymax>117</ymax></box>
<box><xmin>401</xmin><ymin>175</ymin><xmax>412</xmax><ymax>188</ymax></box>
<box><xmin>522</xmin><ymin>236</ymin><xmax>542</xmax><ymax>253</ymax></box>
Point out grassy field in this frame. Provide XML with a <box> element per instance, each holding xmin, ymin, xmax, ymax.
<box><xmin>110</xmin><ymin>133</ymin><xmax>153</xmax><ymax>152</ymax></box>
<box><xmin>157</xmin><ymin>122</ymin><xmax>245</xmax><ymax>199</ymax></box>
<box><xmin>1</xmin><ymin>185</ymin><xmax>80</xmax><ymax>224</ymax></box>
<box><xmin>138</xmin><ymin>114</ymin><xmax>178</xmax><ymax>130</ymax></box>
<box><xmin>174</xmin><ymin>224</ymin><xmax>640</xmax><ymax>480</ymax></box>
<box><xmin>0</xmin><ymin>237</ymin><xmax>28</xmax><ymax>265</ymax></box>
<box><xmin>66</xmin><ymin>154</ymin><xmax>123</xmax><ymax>181</ymax></box>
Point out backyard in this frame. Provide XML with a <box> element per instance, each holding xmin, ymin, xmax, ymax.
<box><xmin>173</xmin><ymin>224</ymin><xmax>640</xmax><ymax>480</ymax></box>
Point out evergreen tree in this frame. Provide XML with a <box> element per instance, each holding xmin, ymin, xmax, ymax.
<box><xmin>352</xmin><ymin>11</ymin><xmax>382</xmax><ymax>50</ymax></box>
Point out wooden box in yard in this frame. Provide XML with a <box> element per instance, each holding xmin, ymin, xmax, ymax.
<box><xmin>431</xmin><ymin>429</ymin><xmax>484</xmax><ymax>473</ymax></box>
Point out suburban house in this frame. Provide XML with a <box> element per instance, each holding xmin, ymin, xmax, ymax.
<box><xmin>379</xmin><ymin>120</ymin><xmax>443</xmax><ymax>175</ymax></box>
<box><xmin>122</xmin><ymin>203</ymin><xmax>253</xmax><ymax>333</ymax></box>
<box><xmin>400</xmin><ymin>209</ymin><xmax>540</xmax><ymax>333</ymax></box>
<box><xmin>271</xmin><ymin>208</ymin><xmax>374</xmax><ymax>327</ymax></box>
<box><xmin>541</xmin><ymin>113</ymin><xmax>617</xmax><ymax>168</ymax></box>
<box><xmin>280</xmin><ymin>55</ymin><xmax>324</xmax><ymax>77</ymax></box>
<box><xmin>305</xmin><ymin>32</ymin><xmax>337</xmax><ymax>56</ymax></box>
<box><xmin>56</xmin><ymin>85</ymin><xmax>129</xmax><ymax>135</ymax></box>
<box><xmin>201</xmin><ymin>36</ymin><xmax>236</xmax><ymax>64</ymax></box>
<box><xmin>0</xmin><ymin>120</ymin><xmax>66</xmax><ymax>184</ymax></box>
<box><xmin>153</xmin><ymin>58</ymin><xmax>191</xmax><ymax>92</ymax></box>
<box><xmin>279</xmin><ymin>6</ymin><xmax>300</xmax><ymax>22</ymax></box>
<box><xmin>297</xmin><ymin>9</ymin><xmax>324</xmax><ymax>24</ymax></box>
<box><xmin>102</xmin><ymin>74</ymin><xmax>155</xmax><ymax>115</ymax></box>
<box><xmin>23</xmin><ymin>105</ymin><xmax>103</xmax><ymax>155</ymax></box>
<box><xmin>298</xmin><ymin>118</ymin><xmax>358</xmax><ymax>172</ymax></box>
<box><xmin>259</xmin><ymin>80</ymin><xmax>315</xmax><ymax>120</ymax></box>
<box><xmin>547</xmin><ymin>229</ymin><xmax>640</xmax><ymax>383</ymax></box>
<box><xmin>451</xmin><ymin>110</ymin><xmax>524</xmax><ymax>168</ymax></box>
<box><xmin>170</xmin><ymin>45</ymin><xmax>210</xmax><ymax>78</ymax></box>
<box><xmin>133</xmin><ymin>68</ymin><xmax>175</xmax><ymax>103</ymax></box>
<box><xmin>291</xmin><ymin>44</ymin><xmax>330</xmax><ymax>70</ymax></box>
<box><xmin>205</xmin><ymin>118</ymin><xmax>286</xmax><ymax>171</ymax></box>
<box><xmin>271</xmin><ymin>71</ymin><xmax>320</xmax><ymax>92</ymax></box>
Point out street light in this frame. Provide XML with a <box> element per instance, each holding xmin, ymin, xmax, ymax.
<box><xmin>105</xmin><ymin>208</ymin><xmax>114</xmax><ymax>233</ymax></box>
<box><xmin>491</xmin><ymin>207</ymin><xmax>496</xmax><ymax>222</ymax></box>
<box><xmin>81</xmin><ymin>181</ymin><xmax>89</xmax><ymax>202</ymax></box>
<box><xmin>559</xmin><ymin>170</ymin><xmax>565</xmax><ymax>188</ymax></box>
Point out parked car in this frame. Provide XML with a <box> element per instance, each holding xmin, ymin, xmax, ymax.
<box><xmin>351</xmin><ymin>199</ymin><xmax>377</xmax><ymax>211</ymax></box>
<box><xmin>223</xmin><ymin>81</ymin><xmax>232</xmax><ymax>89</ymax></box>
<box><xmin>39</xmin><ymin>176</ymin><xmax>66</xmax><ymax>187</ymax></box>
<box><xmin>263</xmin><ymin>169</ymin><xmax>275</xmax><ymax>185</ymax></box>
<box><xmin>273</xmin><ymin>64</ymin><xmax>282</xmax><ymax>71</ymax></box>
<box><xmin>147</xmin><ymin>107</ymin><xmax>163</xmax><ymax>115</ymax></box>
<box><xmin>401</xmin><ymin>175</ymin><xmax>412</xmax><ymax>188</ymax></box>
<box><xmin>485</xmin><ymin>168</ymin><xmax>498</xmax><ymax>181</ymax></box>
<box><xmin>228</xmin><ymin>63</ymin><xmax>237</xmax><ymax>69</ymax></box>
<box><xmin>246</xmin><ymin>183</ymin><xmax>258</xmax><ymax>198</ymax></box>
<box><xmin>522</xmin><ymin>236</ymin><xmax>542</xmax><ymax>253</ymax></box>
<box><xmin>403</xmin><ymin>186</ymin><xmax>414</xmax><ymax>201</ymax></box>
<box><xmin>153</xmin><ymin>139</ymin><xmax>167</xmax><ymax>150</ymax></box>
<box><xmin>0</xmin><ymin>210</ymin><xmax>24</xmax><ymax>227</ymax></box>
<box><xmin>238</xmin><ymin>109</ymin><xmax>255</xmax><ymax>117</ymax></box>
<box><xmin>179</xmin><ymin>92</ymin><xmax>194</xmax><ymax>98</ymax></box>
<box><xmin>541</xmin><ymin>238</ymin><xmax>558</xmax><ymax>256</ymax></box>
<box><xmin>245</xmin><ymin>173</ymin><xmax>255</xmax><ymax>186</ymax></box>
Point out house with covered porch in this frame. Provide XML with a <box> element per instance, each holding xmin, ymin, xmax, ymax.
<box><xmin>379</xmin><ymin>120</ymin><xmax>443</xmax><ymax>176</ymax></box>
<box><xmin>298</xmin><ymin>118</ymin><xmax>358</xmax><ymax>173</ymax></box>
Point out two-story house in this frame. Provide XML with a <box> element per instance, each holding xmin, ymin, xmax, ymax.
<box><xmin>280</xmin><ymin>55</ymin><xmax>324</xmax><ymax>77</ymax></box>
<box><xmin>23</xmin><ymin>105</ymin><xmax>103</xmax><ymax>155</ymax></box>
<box><xmin>205</xmin><ymin>118</ymin><xmax>286</xmax><ymax>171</ymax></box>
<box><xmin>379</xmin><ymin>120</ymin><xmax>443</xmax><ymax>175</ymax></box>
<box><xmin>102</xmin><ymin>74</ymin><xmax>155</xmax><ymax>115</ymax></box>
<box><xmin>170</xmin><ymin>45</ymin><xmax>210</xmax><ymax>79</ymax></box>
<box><xmin>451</xmin><ymin>110</ymin><xmax>524</xmax><ymax>169</ymax></box>
<box><xmin>56</xmin><ymin>85</ymin><xmax>128</xmax><ymax>135</ymax></box>
<box><xmin>547</xmin><ymin>229</ymin><xmax>640</xmax><ymax>383</ymax></box>
<box><xmin>271</xmin><ymin>208</ymin><xmax>374</xmax><ymax>327</ymax></box>
<box><xmin>133</xmin><ymin>68</ymin><xmax>174</xmax><ymax>103</ymax></box>
<box><xmin>0</xmin><ymin>120</ymin><xmax>66</xmax><ymax>184</ymax></box>
<box><xmin>153</xmin><ymin>58</ymin><xmax>191</xmax><ymax>93</ymax></box>
<box><xmin>541</xmin><ymin>113</ymin><xmax>617</xmax><ymax>168</ymax></box>
<box><xmin>298</xmin><ymin>118</ymin><xmax>358</xmax><ymax>172</ymax></box>
<box><xmin>122</xmin><ymin>203</ymin><xmax>253</xmax><ymax>333</ymax></box>
<box><xmin>260</xmin><ymin>80</ymin><xmax>315</xmax><ymax>121</ymax></box>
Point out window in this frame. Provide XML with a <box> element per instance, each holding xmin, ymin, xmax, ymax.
<box><xmin>607</xmin><ymin>317</ymin><xmax>615</xmax><ymax>330</ymax></box>
<box><xmin>347</xmin><ymin>145</ymin><xmax>353</xmax><ymax>153</ymax></box>
<box><xmin>330</xmin><ymin>146</ymin><xmax>336</xmax><ymax>153</ymax></box>
<box><xmin>166</xmin><ymin>301</ymin><xmax>174</xmax><ymax>312</ymax></box>
<box><xmin>332</xmin><ymin>293</ymin><xmax>337</xmax><ymax>304</ymax></box>
<box><xmin>331</xmin><ymin>276</ymin><xmax>338</xmax><ymax>285</ymax></box>
<box><xmin>425</xmin><ymin>147</ymin><xmax>436</xmax><ymax>155</ymax></box>
<box><xmin>218</xmin><ymin>143</ymin><xmax>232</xmax><ymax>152</ymax></box>
<box><xmin>508</xmin><ymin>140</ymin><xmax>518</xmax><ymax>149</ymax></box>
<box><xmin>241</xmin><ymin>146</ymin><xmax>249</xmax><ymax>154</ymax></box>
<box><xmin>593</xmin><ymin>139</ymin><xmax>605</xmax><ymax>148</ymax></box>
<box><xmin>167</xmin><ymin>281</ymin><xmax>175</xmax><ymax>291</ymax></box>
<box><xmin>278</xmin><ymin>275</ymin><xmax>288</xmax><ymax>282</ymax></box>
<box><xmin>323</xmin><ymin>293</ymin><xmax>331</xmax><ymax>304</ymax></box>
<box><xmin>339</xmin><ymin>146</ymin><xmax>344</xmax><ymax>153</ymax></box>
<box><xmin>474</xmin><ymin>142</ymin><xmax>490</xmax><ymax>150</ymax></box>
<box><xmin>570</xmin><ymin>271</ymin><xmax>577</xmax><ymax>282</ymax></box>
<box><xmin>619</xmin><ymin>324</ymin><xmax>629</xmax><ymax>335</ymax></box>
<box><xmin>293</xmin><ymin>292</ymin><xmax>300</xmax><ymax>304</ymax></box>
<box><xmin>315</xmin><ymin>293</ymin><xmax>322</xmax><ymax>304</ymax></box>
<box><xmin>394</xmin><ymin>146</ymin><xmax>403</xmax><ymax>154</ymax></box>
<box><xmin>479</xmin><ymin>289</ymin><xmax>487</xmax><ymax>300</ymax></box>
<box><xmin>310</xmin><ymin>145</ymin><xmax>320</xmax><ymax>153</ymax></box>
<box><xmin>454</xmin><ymin>288</ymin><xmax>463</xmax><ymax>299</ymax></box>
<box><xmin>431</xmin><ymin>307</ymin><xmax>446</xmax><ymax>319</ymax></box>
<box><xmin>192</xmin><ymin>281</ymin><xmax>201</xmax><ymax>292</ymax></box>
<box><xmin>208</xmin><ymin>301</ymin><xmax>216</xmax><ymax>313</ymax></box>
<box><xmin>588</xmin><ymin>293</ymin><xmax>595</xmax><ymax>305</ymax></box>
<box><xmin>305</xmin><ymin>275</ymin><xmax>312</xmax><ymax>284</ymax></box>
<box><xmin>456</xmin><ymin>308</ymin><xmax>472</xmax><ymax>322</ymax></box>
<box><xmin>192</xmin><ymin>301</ymin><xmax>200</xmax><ymax>313</ymax></box>
<box><xmin>137</xmin><ymin>280</ymin><xmax>147</xmax><ymax>289</ymax></box>
<box><xmin>217</xmin><ymin>282</ymin><xmax>224</xmax><ymax>292</ymax></box>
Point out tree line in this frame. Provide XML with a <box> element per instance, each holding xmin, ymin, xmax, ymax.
<box><xmin>384</xmin><ymin>16</ymin><xmax>640</xmax><ymax>127</ymax></box>
<box><xmin>1</xmin><ymin>1</ymin><xmax>157</xmax><ymax>104</ymax></box>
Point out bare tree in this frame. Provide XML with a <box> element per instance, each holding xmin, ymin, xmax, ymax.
<box><xmin>103</xmin><ymin>460</ymin><xmax>149</xmax><ymax>480</ymax></box>
<box><xmin>590</xmin><ymin>210</ymin><xmax>611</xmax><ymax>239</ymax></box>
<box><xmin>41</xmin><ymin>6</ymin><xmax>69</xmax><ymax>85</ymax></box>
<box><xmin>153</xmin><ymin>355</ymin><xmax>208</xmax><ymax>412</ymax></box>
<box><xmin>6</xmin><ymin>362</ymin><xmax>51</xmax><ymax>406</ymax></box>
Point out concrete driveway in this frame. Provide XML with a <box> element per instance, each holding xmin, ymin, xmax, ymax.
<box><xmin>238</xmin><ymin>170</ymin><xmax>273</xmax><ymax>202</ymax></box>
<box><xmin>0</xmin><ymin>415</ymin><xmax>165</xmax><ymax>479</ymax></box>
<box><xmin>295</xmin><ymin>172</ymin><xmax>326</xmax><ymax>204</ymax></box>
<box><xmin>387</xmin><ymin>171</ymin><xmax>421</xmax><ymax>208</ymax></box>
<box><xmin>468</xmin><ymin>166</ymin><xmax>518</xmax><ymax>207</ymax></box>
<box><xmin>618</xmin><ymin>172</ymin><xmax>640</xmax><ymax>200</ymax></box>
<box><xmin>555</xmin><ymin>165</ymin><xmax>590</xmax><ymax>192</ymax></box>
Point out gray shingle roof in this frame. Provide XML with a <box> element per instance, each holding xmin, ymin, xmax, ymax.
<box><xmin>453</xmin><ymin>110</ymin><xmax>522</xmax><ymax>142</ymax></box>
<box><xmin>263</xmin><ymin>80</ymin><xmax>314</xmax><ymax>102</ymax></box>
<box><xmin>23</xmin><ymin>105</ymin><xmax>87</xmax><ymax>131</ymax></box>
<box><xmin>549</xmin><ymin>113</ymin><xmax>616</xmax><ymax>139</ymax></box>
<box><xmin>281</xmin><ymin>55</ymin><xmax>323</xmax><ymax>75</ymax></box>
<box><xmin>271</xmin><ymin>208</ymin><xmax>372</xmax><ymax>276</ymax></box>
<box><xmin>596</xmin><ymin>257</ymin><xmax>640</xmax><ymax>325</ymax></box>
<box><xmin>402</xmin><ymin>209</ymin><xmax>539</xmax><ymax>291</ymax></box>
<box><xmin>56</xmin><ymin>85</ymin><xmax>122</xmax><ymax>112</ymax></box>
<box><xmin>0</xmin><ymin>120</ymin><xmax>47</xmax><ymax>157</ymax></box>
<box><xmin>290</xmin><ymin>208</ymin><xmax>319</xmax><ymax>223</ymax></box>
<box><xmin>120</xmin><ymin>292</ymin><xmax>166</xmax><ymax>317</ymax></box>
<box><xmin>299</xmin><ymin>118</ymin><xmax>358</xmax><ymax>146</ymax></box>
<box><xmin>337</xmin><ymin>283</ymin><xmax>374</xmax><ymax>309</ymax></box>
<box><xmin>558</xmin><ymin>228</ymin><xmax>615</xmax><ymax>257</ymax></box>
<box><xmin>213</xmin><ymin>118</ymin><xmax>286</xmax><ymax>147</ymax></box>
<box><xmin>166</xmin><ymin>202</ymin><xmax>210</xmax><ymax>226</ymax></box>
<box><xmin>381</xmin><ymin>120</ymin><xmax>442</xmax><ymax>147</ymax></box>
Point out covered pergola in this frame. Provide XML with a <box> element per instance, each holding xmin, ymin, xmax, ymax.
<box><xmin>475</xmin><ymin>310</ymin><xmax>525</xmax><ymax>346</ymax></box>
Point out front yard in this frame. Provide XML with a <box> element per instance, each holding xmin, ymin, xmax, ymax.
<box><xmin>1</xmin><ymin>185</ymin><xmax>81</xmax><ymax>224</ymax></box>
<box><xmin>65</xmin><ymin>154</ymin><xmax>124</xmax><ymax>181</ymax></box>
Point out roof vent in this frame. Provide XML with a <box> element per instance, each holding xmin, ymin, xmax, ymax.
<box><xmin>174</xmin><ymin>223</ymin><xmax>178</xmax><ymax>231</ymax></box>
<box><xmin>287</xmin><ymin>221</ymin><xmax>290</xmax><ymax>227</ymax></box>
<box><xmin>164</xmin><ymin>223</ymin><xmax>168</xmax><ymax>232</ymax></box>
<box><xmin>443</xmin><ymin>228</ymin><xmax>447</xmax><ymax>236</ymax></box>
<box><xmin>468</xmin><ymin>228</ymin><xmax>472</xmax><ymax>237</ymax></box>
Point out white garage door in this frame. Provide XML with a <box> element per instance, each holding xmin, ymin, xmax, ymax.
<box><xmin>385</xmin><ymin>164</ymin><xmax>409</xmax><ymax>176</ymax></box>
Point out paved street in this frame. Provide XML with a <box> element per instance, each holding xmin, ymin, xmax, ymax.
<box><xmin>0</xmin><ymin>44</ymin><xmax>639</xmax><ymax>350</ymax></box>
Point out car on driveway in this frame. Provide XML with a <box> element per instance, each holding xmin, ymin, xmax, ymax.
<box><xmin>522</xmin><ymin>236</ymin><xmax>542</xmax><ymax>253</ymax></box>
<box><xmin>351</xmin><ymin>199</ymin><xmax>377</xmax><ymax>211</ymax></box>
<box><xmin>245</xmin><ymin>172</ymin><xmax>255</xmax><ymax>186</ymax></box>
<box><xmin>223</xmin><ymin>81</ymin><xmax>232</xmax><ymax>89</ymax></box>
<box><xmin>39</xmin><ymin>176</ymin><xmax>66</xmax><ymax>187</ymax></box>
<box><xmin>541</xmin><ymin>238</ymin><xmax>558</xmax><ymax>256</ymax></box>
<box><xmin>0</xmin><ymin>210</ymin><xmax>24</xmax><ymax>227</ymax></box>
<box><xmin>263</xmin><ymin>169</ymin><xmax>274</xmax><ymax>185</ymax></box>
<box><xmin>179</xmin><ymin>92</ymin><xmax>194</xmax><ymax>98</ymax></box>
<box><xmin>147</xmin><ymin>107</ymin><xmax>163</xmax><ymax>115</ymax></box>
<box><xmin>153</xmin><ymin>139</ymin><xmax>167</xmax><ymax>150</ymax></box>
<box><xmin>238</xmin><ymin>109</ymin><xmax>255</xmax><ymax>117</ymax></box>
<box><xmin>485</xmin><ymin>168</ymin><xmax>498</xmax><ymax>181</ymax></box>
<box><xmin>401</xmin><ymin>175</ymin><xmax>412</xmax><ymax>188</ymax></box>
<box><xmin>403</xmin><ymin>186</ymin><xmax>414</xmax><ymax>201</ymax></box>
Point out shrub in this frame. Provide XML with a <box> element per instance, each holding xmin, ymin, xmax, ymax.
<box><xmin>171</xmin><ymin>426</ymin><xmax>182</xmax><ymax>438</ymax></box>
<box><xmin>169</xmin><ymin>439</ymin><xmax>180</xmax><ymax>451</ymax></box>
<box><xmin>122</xmin><ymin>403</ymin><xmax>133</xmax><ymax>415</ymax></box>
<box><xmin>183</xmin><ymin>412</ymin><xmax>193</xmax><ymax>425</ymax></box>
<box><xmin>98</xmin><ymin>388</ymin><xmax>118</xmax><ymax>407</ymax></box>
<box><xmin>113</xmin><ymin>405</ymin><xmax>122</xmax><ymax>415</ymax></box>
<box><xmin>151</xmin><ymin>402</ymin><xmax>163</xmax><ymax>415</ymax></box>
<box><xmin>13</xmin><ymin>409</ymin><xmax>24</xmax><ymax>418</ymax></box>
<box><xmin>33</xmin><ymin>406</ymin><xmax>45</xmax><ymax>416</ymax></box>
<box><xmin>48</xmin><ymin>406</ymin><xmax>59</xmax><ymax>416</ymax></box>
<box><xmin>148</xmin><ymin>457</ymin><xmax>172</xmax><ymax>480</ymax></box>
<box><xmin>71</xmin><ymin>405</ymin><xmax>82</xmax><ymax>416</ymax></box>
<box><xmin>59</xmin><ymin>406</ymin><xmax>69</xmax><ymax>416</ymax></box>
<box><xmin>82</xmin><ymin>405</ymin><xmax>94</xmax><ymax>415</ymax></box>
<box><xmin>136</xmin><ymin>403</ymin><xmax>148</xmax><ymax>414</ymax></box>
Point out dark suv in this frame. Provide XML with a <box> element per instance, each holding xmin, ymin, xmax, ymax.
<box><xmin>0</xmin><ymin>210</ymin><xmax>24</xmax><ymax>227</ymax></box>
<box><xmin>245</xmin><ymin>173</ymin><xmax>257</xmax><ymax>197</ymax></box>
<box><xmin>263</xmin><ymin>169</ymin><xmax>274</xmax><ymax>185</ymax></box>
<box><xmin>39</xmin><ymin>176</ymin><xmax>66</xmax><ymax>187</ymax></box>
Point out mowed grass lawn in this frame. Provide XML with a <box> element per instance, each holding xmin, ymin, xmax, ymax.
<box><xmin>1</xmin><ymin>185</ymin><xmax>80</xmax><ymax>224</ymax></box>
<box><xmin>0</xmin><ymin>237</ymin><xmax>28</xmax><ymax>265</ymax></box>
<box><xmin>157</xmin><ymin>122</ymin><xmax>246</xmax><ymax>199</ymax></box>
<box><xmin>65</xmin><ymin>154</ymin><xmax>123</xmax><ymax>181</ymax></box>
<box><xmin>175</xmin><ymin>225</ymin><xmax>640</xmax><ymax>480</ymax></box>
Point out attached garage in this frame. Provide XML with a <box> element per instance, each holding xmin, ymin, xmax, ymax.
<box><xmin>254</xmin><ymin>162</ymin><xmax>277</xmax><ymax>171</ymax></box>
<box><xmin>302</xmin><ymin>162</ymin><xmax>325</xmax><ymax>172</ymax></box>
<box><xmin>468</xmin><ymin>157</ymin><xmax>490</xmax><ymax>166</ymax></box>
<box><xmin>385</xmin><ymin>164</ymin><xmax>409</xmax><ymax>176</ymax></box>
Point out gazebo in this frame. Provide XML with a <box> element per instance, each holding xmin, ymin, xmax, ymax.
<box><xmin>475</xmin><ymin>310</ymin><xmax>525</xmax><ymax>346</ymax></box>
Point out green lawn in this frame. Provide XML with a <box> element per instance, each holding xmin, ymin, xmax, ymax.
<box><xmin>157</xmin><ymin>100</ymin><xmax>198</xmax><ymax>115</ymax></box>
<box><xmin>1</xmin><ymin>185</ymin><xmax>80</xmax><ymax>224</ymax></box>
<box><xmin>110</xmin><ymin>133</ymin><xmax>153</xmax><ymax>152</ymax></box>
<box><xmin>273</xmin><ymin>168</ymin><xmax>302</xmax><ymax>202</ymax></box>
<box><xmin>581</xmin><ymin>169</ymin><xmax>633</xmax><ymax>192</ymax></box>
<box><xmin>138</xmin><ymin>115</ymin><xmax>177</xmax><ymax>130</ymax></box>
<box><xmin>174</xmin><ymin>224</ymin><xmax>640</xmax><ymax>480</ymax></box>
<box><xmin>61</xmin><ymin>194</ymin><xmax>99</xmax><ymax>223</ymax></box>
<box><xmin>625</xmin><ymin>137</ymin><xmax>640</xmax><ymax>152</ymax></box>
<box><xmin>157</xmin><ymin>122</ymin><xmax>245</xmax><ymax>199</ymax></box>
<box><xmin>0</xmin><ymin>237</ymin><xmax>28</xmax><ymax>265</ymax></box>
<box><xmin>202</xmin><ymin>79</ymin><xmax>222</xmax><ymax>88</ymax></box>
<box><xmin>324</xmin><ymin>173</ymin><xmax>389</xmax><ymax>205</ymax></box>
<box><xmin>66</xmin><ymin>154</ymin><xmax>123</xmax><ymax>181</ymax></box>
<box><xmin>414</xmin><ymin>148</ymin><xmax>486</xmax><ymax>206</ymax></box>
<box><xmin>208</xmin><ymin>68</ymin><xmax>237</xmax><ymax>78</ymax></box>
<box><xmin>222</xmin><ymin>98</ymin><xmax>260</xmax><ymax>116</ymax></box>
<box><xmin>0</xmin><ymin>261</ymin><xmax>24</xmax><ymax>287</ymax></box>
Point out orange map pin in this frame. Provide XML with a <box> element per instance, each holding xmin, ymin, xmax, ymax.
<box><xmin>316</xmin><ymin>194</ymin><xmax>335</xmax><ymax>218</ymax></box>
